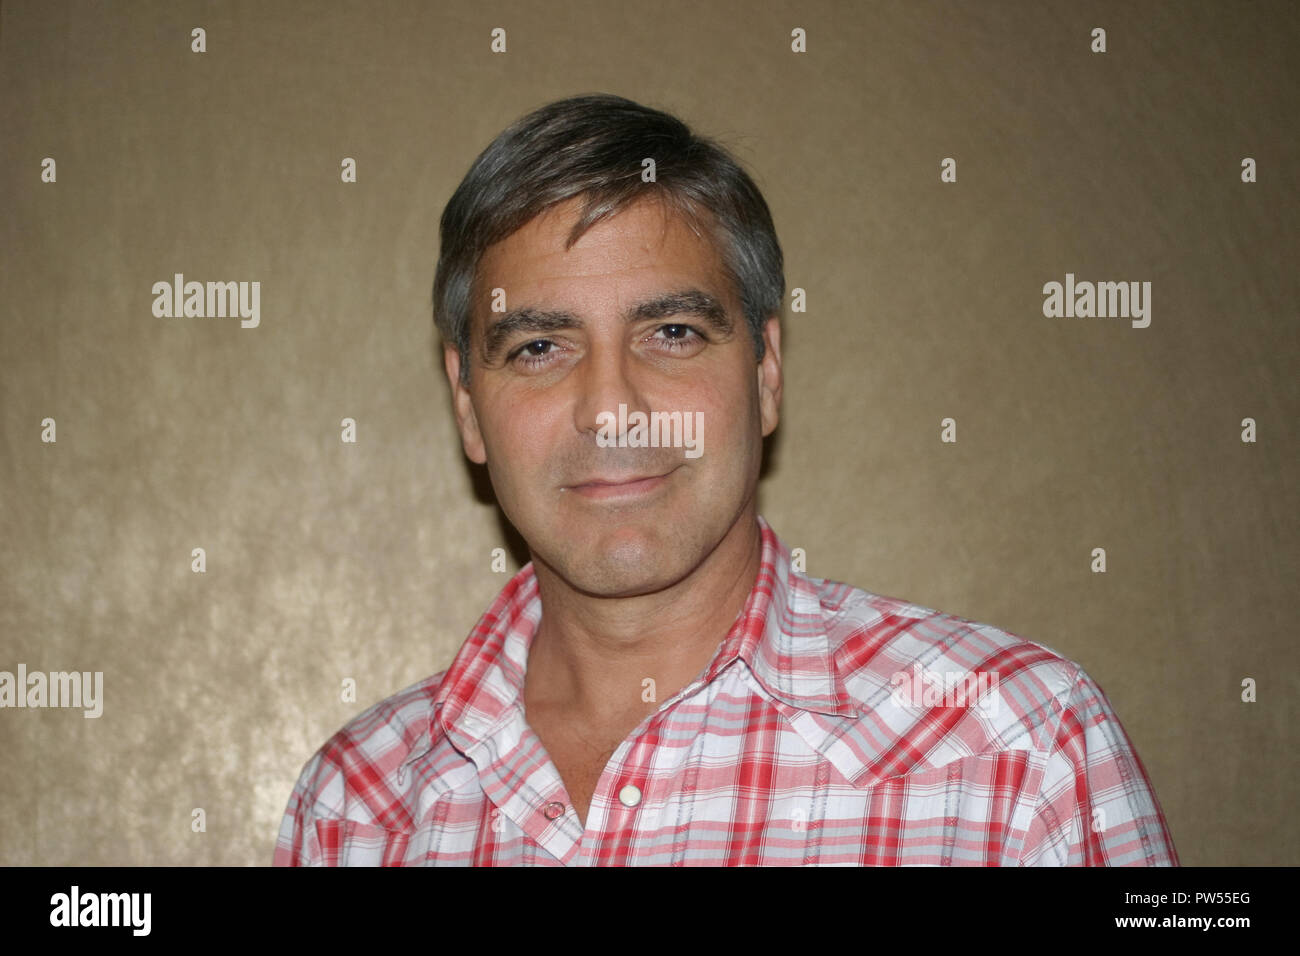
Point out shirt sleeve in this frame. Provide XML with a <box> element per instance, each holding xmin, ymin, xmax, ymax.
<box><xmin>1018</xmin><ymin>668</ymin><xmax>1179</xmax><ymax>866</ymax></box>
<box><xmin>272</xmin><ymin>750</ymin><xmax>330</xmax><ymax>867</ymax></box>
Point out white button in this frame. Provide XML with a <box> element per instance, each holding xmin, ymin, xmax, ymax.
<box><xmin>618</xmin><ymin>784</ymin><xmax>642</xmax><ymax>807</ymax></box>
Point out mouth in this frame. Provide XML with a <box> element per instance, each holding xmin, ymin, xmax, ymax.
<box><xmin>565</xmin><ymin>467</ymin><xmax>679</xmax><ymax>500</ymax></box>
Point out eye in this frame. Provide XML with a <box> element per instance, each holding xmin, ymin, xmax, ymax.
<box><xmin>651</xmin><ymin>324</ymin><xmax>703</xmax><ymax>350</ymax></box>
<box><xmin>508</xmin><ymin>338</ymin><xmax>560</xmax><ymax>369</ymax></box>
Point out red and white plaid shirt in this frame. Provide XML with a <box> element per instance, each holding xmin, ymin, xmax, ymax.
<box><xmin>274</xmin><ymin>514</ymin><xmax>1178</xmax><ymax>865</ymax></box>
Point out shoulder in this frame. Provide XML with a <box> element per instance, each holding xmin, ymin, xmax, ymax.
<box><xmin>289</xmin><ymin>670</ymin><xmax>449</xmax><ymax>822</ymax></box>
<box><xmin>810</xmin><ymin>574</ymin><xmax>1088</xmax><ymax>753</ymax></box>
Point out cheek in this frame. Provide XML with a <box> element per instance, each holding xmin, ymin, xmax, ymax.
<box><xmin>482</xmin><ymin>399</ymin><xmax>561</xmax><ymax>475</ymax></box>
<box><xmin>695</xmin><ymin>380</ymin><xmax>754</xmax><ymax>451</ymax></box>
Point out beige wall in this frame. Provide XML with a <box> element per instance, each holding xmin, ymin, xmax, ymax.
<box><xmin>2</xmin><ymin>0</ymin><xmax>1296</xmax><ymax>866</ymax></box>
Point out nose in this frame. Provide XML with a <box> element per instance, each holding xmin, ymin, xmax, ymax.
<box><xmin>572</xmin><ymin>336</ymin><xmax>650</xmax><ymax>445</ymax></box>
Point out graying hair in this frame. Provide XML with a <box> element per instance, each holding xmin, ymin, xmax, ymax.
<box><xmin>432</xmin><ymin>93</ymin><xmax>784</xmax><ymax>385</ymax></box>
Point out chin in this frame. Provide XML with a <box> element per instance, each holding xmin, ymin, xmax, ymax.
<box><xmin>542</xmin><ymin>527</ymin><xmax>680</xmax><ymax>597</ymax></box>
<box><xmin>572</xmin><ymin>559</ymin><xmax>684</xmax><ymax>599</ymax></box>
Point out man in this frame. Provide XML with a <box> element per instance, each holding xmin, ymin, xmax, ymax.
<box><xmin>273</xmin><ymin>93</ymin><xmax>1178</xmax><ymax>866</ymax></box>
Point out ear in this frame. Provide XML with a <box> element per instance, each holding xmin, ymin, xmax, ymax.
<box><xmin>444</xmin><ymin>344</ymin><xmax>487</xmax><ymax>464</ymax></box>
<box><xmin>756</xmin><ymin>316</ymin><xmax>782</xmax><ymax>437</ymax></box>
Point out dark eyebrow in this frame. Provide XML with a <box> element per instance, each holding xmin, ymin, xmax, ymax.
<box><xmin>480</xmin><ymin>289</ymin><xmax>734</xmax><ymax>366</ymax></box>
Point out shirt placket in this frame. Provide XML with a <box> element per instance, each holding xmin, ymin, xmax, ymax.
<box><xmin>467</xmin><ymin>706</ymin><xmax>585</xmax><ymax>864</ymax></box>
<box><xmin>570</xmin><ymin>673</ymin><xmax>719</xmax><ymax>866</ymax></box>
<box><xmin>571</xmin><ymin>733</ymin><xmax>644</xmax><ymax>866</ymax></box>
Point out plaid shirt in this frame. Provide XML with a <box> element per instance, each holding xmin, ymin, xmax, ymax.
<box><xmin>274</xmin><ymin>515</ymin><xmax>1178</xmax><ymax>866</ymax></box>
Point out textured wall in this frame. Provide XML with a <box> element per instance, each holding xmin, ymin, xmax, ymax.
<box><xmin>1</xmin><ymin>0</ymin><xmax>1296</xmax><ymax>866</ymax></box>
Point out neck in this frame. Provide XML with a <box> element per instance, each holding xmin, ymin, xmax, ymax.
<box><xmin>523</xmin><ymin>509</ymin><xmax>763</xmax><ymax>726</ymax></box>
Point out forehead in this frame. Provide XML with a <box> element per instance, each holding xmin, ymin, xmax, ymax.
<box><xmin>472</xmin><ymin>196</ymin><xmax>733</xmax><ymax>329</ymax></box>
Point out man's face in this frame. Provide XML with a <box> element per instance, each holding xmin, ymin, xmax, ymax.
<box><xmin>445</xmin><ymin>195</ymin><xmax>781</xmax><ymax>598</ymax></box>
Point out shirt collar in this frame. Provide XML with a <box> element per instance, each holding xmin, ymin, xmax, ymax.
<box><xmin>697</xmin><ymin>515</ymin><xmax>858</xmax><ymax>717</ymax></box>
<box><xmin>410</xmin><ymin>514</ymin><xmax>857</xmax><ymax>770</ymax></box>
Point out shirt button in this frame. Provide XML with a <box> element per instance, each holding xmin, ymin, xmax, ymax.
<box><xmin>543</xmin><ymin>802</ymin><xmax>565</xmax><ymax>820</ymax></box>
<box><xmin>618</xmin><ymin>784</ymin><xmax>642</xmax><ymax>807</ymax></box>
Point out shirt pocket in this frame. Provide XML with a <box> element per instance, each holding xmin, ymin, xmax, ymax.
<box><xmin>313</xmin><ymin>818</ymin><xmax>412</xmax><ymax>866</ymax></box>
